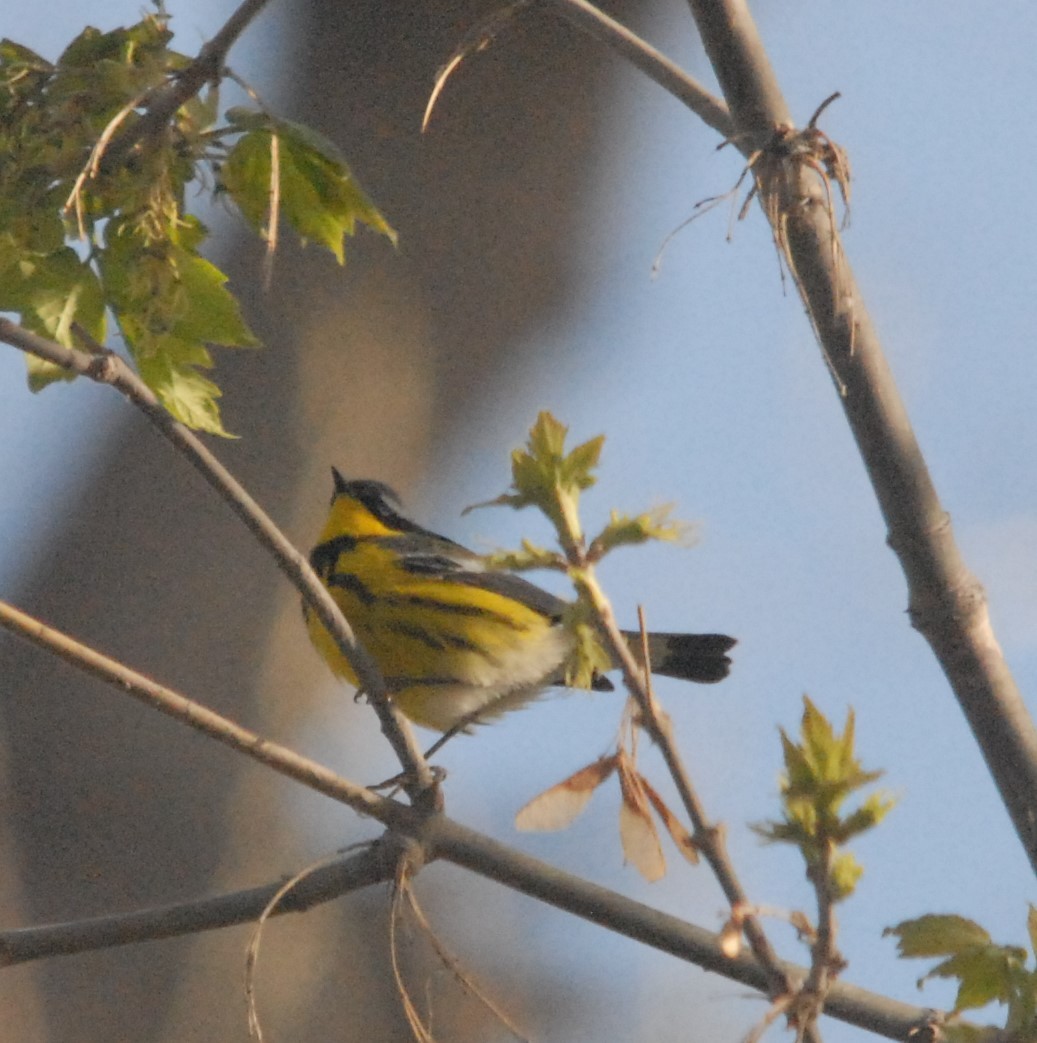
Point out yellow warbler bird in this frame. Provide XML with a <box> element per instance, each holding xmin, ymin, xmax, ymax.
<box><xmin>305</xmin><ymin>471</ymin><xmax>735</xmax><ymax>732</ymax></box>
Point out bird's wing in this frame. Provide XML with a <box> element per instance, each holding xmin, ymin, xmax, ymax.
<box><xmin>385</xmin><ymin>534</ymin><xmax>567</xmax><ymax>620</ymax></box>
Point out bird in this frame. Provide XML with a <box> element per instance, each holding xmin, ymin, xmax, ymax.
<box><xmin>304</xmin><ymin>470</ymin><xmax>735</xmax><ymax>733</ymax></box>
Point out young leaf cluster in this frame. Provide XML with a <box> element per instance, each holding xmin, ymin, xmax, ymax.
<box><xmin>885</xmin><ymin>909</ymin><xmax>1037</xmax><ymax>1042</ymax></box>
<box><xmin>0</xmin><ymin>5</ymin><xmax>394</xmax><ymax>434</ymax></box>
<box><xmin>756</xmin><ymin>697</ymin><xmax>894</xmax><ymax>901</ymax></box>
<box><xmin>472</xmin><ymin>411</ymin><xmax>693</xmax><ymax>684</ymax></box>
<box><xmin>475</xmin><ymin>410</ymin><xmax>603</xmax><ymax>544</ymax></box>
<box><xmin>588</xmin><ymin>506</ymin><xmax>693</xmax><ymax>560</ymax></box>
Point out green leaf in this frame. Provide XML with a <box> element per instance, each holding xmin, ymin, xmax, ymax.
<box><xmin>226</xmin><ymin>108</ymin><xmax>353</xmax><ymax>175</ymax></box>
<box><xmin>885</xmin><ymin>915</ymin><xmax>993</xmax><ymax>958</ymax></box>
<box><xmin>780</xmin><ymin>725</ymin><xmax>816</xmax><ymax>794</ymax></box>
<box><xmin>886</xmin><ymin>914</ymin><xmax>1037</xmax><ymax>1020</ymax></box>
<box><xmin>481</xmin><ymin>540</ymin><xmax>565</xmax><ymax>573</ymax></box>
<box><xmin>485</xmin><ymin>412</ymin><xmax>603</xmax><ymax>528</ymax></box>
<box><xmin>0</xmin><ymin>38</ymin><xmax>51</xmax><ymax>70</ymax></box>
<box><xmin>219</xmin><ymin>128</ymin><xmax>271</xmax><ymax>227</ymax></box>
<box><xmin>758</xmin><ymin>696</ymin><xmax>892</xmax><ymax>904</ymax></box>
<box><xmin>465</xmin><ymin>413</ymin><xmax>602</xmax><ymax>554</ymax></box>
<box><xmin>800</xmin><ymin>697</ymin><xmax>843</xmax><ymax>783</ymax></box>
<box><xmin>1006</xmin><ymin>966</ymin><xmax>1037</xmax><ymax>1035</ymax></box>
<box><xmin>527</xmin><ymin>410</ymin><xmax>569</xmax><ymax>461</ymax></box>
<box><xmin>838</xmin><ymin>791</ymin><xmax>896</xmax><ymax>841</ymax></box>
<box><xmin>2</xmin><ymin>14</ymin><xmax>393</xmax><ymax>433</ymax></box>
<box><xmin>563</xmin><ymin>433</ymin><xmax>604</xmax><ymax>488</ymax></box>
<box><xmin>752</xmin><ymin>818</ymin><xmax>806</xmax><ymax>846</ymax></box>
<box><xmin>56</xmin><ymin>16</ymin><xmax>171</xmax><ymax>70</ymax></box>
<box><xmin>926</xmin><ymin>947</ymin><xmax>1023</xmax><ymax>1012</ymax></box>
<box><xmin>589</xmin><ymin>506</ymin><xmax>693</xmax><ymax>559</ymax></box>
<box><xmin>0</xmin><ymin>39</ymin><xmax>53</xmax><ymax>119</ymax></box>
<box><xmin>98</xmin><ymin>222</ymin><xmax>254</xmax><ymax>433</ymax></box>
<box><xmin>0</xmin><ymin>201</ymin><xmax>68</xmax><ymax>258</ymax></box>
<box><xmin>25</xmin><ymin>355</ymin><xmax>75</xmax><ymax>391</ymax></box>
<box><xmin>6</xmin><ymin>248</ymin><xmax>108</xmax><ymax>391</ymax></box>
<box><xmin>222</xmin><ymin>118</ymin><xmax>396</xmax><ymax>262</ymax></box>
<box><xmin>57</xmin><ymin>26</ymin><xmax>122</xmax><ymax>68</ymax></box>
<box><xmin>137</xmin><ymin>350</ymin><xmax>232</xmax><ymax>437</ymax></box>
<box><xmin>164</xmin><ymin>246</ymin><xmax>256</xmax><ymax>347</ymax></box>
<box><xmin>179</xmin><ymin>84</ymin><xmax>220</xmax><ymax>140</ymax></box>
<box><xmin>24</xmin><ymin>249</ymin><xmax>106</xmax><ymax>343</ymax></box>
<box><xmin>781</xmin><ymin>699</ymin><xmax>884</xmax><ymax>812</ymax></box>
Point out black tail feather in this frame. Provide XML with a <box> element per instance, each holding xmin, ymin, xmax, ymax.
<box><xmin>627</xmin><ymin>631</ymin><xmax>737</xmax><ymax>684</ymax></box>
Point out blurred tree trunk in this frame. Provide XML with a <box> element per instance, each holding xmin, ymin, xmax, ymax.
<box><xmin>0</xmin><ymin>1</ymin><xmax>662</xmax><ymax>1038</ymax></box>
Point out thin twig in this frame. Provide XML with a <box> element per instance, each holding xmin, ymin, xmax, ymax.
<box><xmin>389</xmin><ymin>854</ymin><xmax>436</xmax><ymax>1043</ymax></box>
<box><xmin>576</xmin><ymin>571</ymin><xmax>800</xmax><ymax>1009</ymax></box>
<box><xmin>246</xmin><ymin>848</ymin><xmax>374</xmax><ymax>1042</ymax></box>
<box><xmin>0</xmin><ymin>598</ymin><xmax>403</xmax><ymax>822</ymax></box>
<box><xmin>547</xmin><ymin>0</ymin><xmax>734</xmax><ymax>139</ymax></box>
<box><xmin>0</xmin><ymin>319</ymin><xmax>436</xmax><ymax>797</ymax></box>
<box><xmin>403</xmin><ymin>882</ymin><xmax>529</xmax><ymax>1042</ymax></box>
<box><xmin>64</xmin><ymin>89</ymin><xmax>152</xmax><ymax>238</ymax></box>
<box><xmin>795</xmin><ymin>842</ymin><xmax>846</xmax><ymax>1040</ymax></box>
<box><xmin>423</xmin><ymin>1</ymin><xmax>533</xmax><ymax>132</ymax></box>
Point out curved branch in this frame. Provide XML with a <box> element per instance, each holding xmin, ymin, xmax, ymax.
<box><xmin>548</xmin><ymin>0</ymin><xmax>734</xmax><ymax>139</ymax></box>
<box><xmin>680</xmin><ymin>0</ymin><xmax>1037</xmax><ymax>873</ymax></box>
<box><xmin>0</xmin><ymin>320</ymin><xmax>435</xmax><ymax>797</ymax></box>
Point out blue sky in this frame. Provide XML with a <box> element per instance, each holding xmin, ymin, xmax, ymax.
<box><xmin>3</xmin><ymin>3</ymin><xmax>1035</xmax><ymax>1041</ymax></box>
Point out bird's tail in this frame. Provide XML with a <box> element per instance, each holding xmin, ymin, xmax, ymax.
<box><xmin>621</xmin><ymin>631</ymin><xmax>736</xmax><ymax>684</ymax></box>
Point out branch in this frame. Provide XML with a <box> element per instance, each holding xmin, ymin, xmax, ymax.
<box><xmin>678</xmin><ymin>0</ymin><xmax>1037</xmax><ymax>873</ymax></box>
<box><xmin>0</xmin><ymin>598</ymin><xmax>404</xmax><ymax>822</ymax></box>
<box><xmin>0</xmin><ymin>600</ymin><xmax>953</xmax><ymax>1039</ymax></box>
<box><xmin>799</xmin><ymin>839</ymin><xmax>846</xmax><ymax>1034</ymax></box>
<box><xmin>101</xmin><ymin>0</ymin><xmax>274</xmax><ymax>170</ymax></box>
<box><xmin>0</xmin><ymin>843</ymin><xmax>397</xmax><ymax>965</ymax></box>
<box><xmin>577</xmin><ymin>573</ymin><xmax>802</xmax><ymax>1013</ymax></box>
<box><xmin>0</xmin><ymin>320</ymin><xmax>435</xmax><ymax>797</ymax></box>
<box><xmin>0</xmin><ymin>788</ymin><xmax>948</xmax><ymax>1042</ymax></box>
<box><xmin>682</xmin><ymin>0</ymin><xmax>790</xmax><ymax>145</ymax></box>
<box><xmin>432</xmin><ymin>816</ymin><xmax>946</xmax><ymax>1042</ymax></box>
<box><xmin>547</xmin><ymin>0</ymin><xmax>734</xmax><ymax>139</ymax></box>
